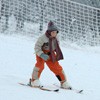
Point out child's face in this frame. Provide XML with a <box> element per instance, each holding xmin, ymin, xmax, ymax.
<box><xmin>51</xmin><ymin>31</ymin><xmax>57</xmax><ymax>37</ymax></box>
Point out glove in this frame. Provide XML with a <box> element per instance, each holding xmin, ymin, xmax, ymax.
<box><xmin>40</xmin><ymin>53</ymin><xmax>49</xmax><ymax>61</ymax></box>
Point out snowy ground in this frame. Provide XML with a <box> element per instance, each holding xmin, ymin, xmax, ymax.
<box><xmin>0</xmin><ymin>34</ymin><xmax>100</xmax><ymax>100</ymax></box>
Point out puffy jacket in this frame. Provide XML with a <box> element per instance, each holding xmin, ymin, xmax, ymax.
<box><xmin>34</xmin><ymin>34</ymin><xmax>59</xmax><ymax>56</ymax></box>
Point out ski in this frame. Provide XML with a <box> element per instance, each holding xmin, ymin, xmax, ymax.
<box><xmin>53</xmin><ymin>84</ymin><xmax>83</xmax><ymax>94</ymax></box>
<box><xmin>19</xmin><ymin>82</ymin><xmax>83</xmax><ymax>93</ymax></box>
<box><xmin>19</xmin><ymin>83</ymin><xmax>59</xmax><ymax>92</ymax></box>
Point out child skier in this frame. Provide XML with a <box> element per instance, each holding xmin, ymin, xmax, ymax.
<box><xmin>30</xmin><ymin>21</ymin><xmax>71</xmax><ymax>89</ymax></box>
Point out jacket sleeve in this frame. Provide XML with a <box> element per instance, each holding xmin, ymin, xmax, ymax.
<box><xmin>56</xmin><ymin>35</ymin><xmax>60</xmax><ymax>44</ymax></box>
<box><xmin>34</xmin><ymin>36</ymin><xmax>44</xmax><ymax>56</ymax></box>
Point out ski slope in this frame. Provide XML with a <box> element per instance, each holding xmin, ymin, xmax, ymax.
<box><xmin>0</xmin><ymin>34</ymin><xmax>100</xmax><ymax>100</ymax></box>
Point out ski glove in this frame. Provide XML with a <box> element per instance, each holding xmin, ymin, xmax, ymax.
<box><xmin>40</xmin><ymin>53</ymin><xmax>49</xmax><ymax>61</ymax></box>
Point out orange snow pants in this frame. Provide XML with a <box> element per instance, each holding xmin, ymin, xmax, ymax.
<box><xmin>34</xmin><ymin>54</ymin><xmax>66</xmax><ymax>82</ymax></box>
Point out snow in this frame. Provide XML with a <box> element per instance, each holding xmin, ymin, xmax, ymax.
<box><xmin>0</xmin><ymin>34</ymin><xmax>100</xmax><ymax>100</ymax></box>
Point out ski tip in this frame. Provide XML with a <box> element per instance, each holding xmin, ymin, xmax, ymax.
<box><xmin>19</xmin><ymin>83</ymin><xmax>24</xmax><ymax>85</ymax></box>
<box><xmin>18</xmin><ymin>82</ymin><xmax>30</xmax><ymax>86</ymax></box>
<box><xmin>54</xmin><ymin>89</ymin><xmax>59</xmax><ymax>92</ymax></box>
<box><xmin>78</xmin><ymin>90</ymin><xmax>83</xmax><ymax>93</ymax></box>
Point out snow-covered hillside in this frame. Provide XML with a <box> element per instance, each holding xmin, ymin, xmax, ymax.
<box><xmin>0</xmin><ymin>34</ymin><xmax>100</xmax><ymax>100</ymax></box>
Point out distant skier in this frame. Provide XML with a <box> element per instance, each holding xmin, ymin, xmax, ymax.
<box><xmin>30</xmin><ymin>21</ymin><xmax>71</xmax><ymax>89</ymax></box>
